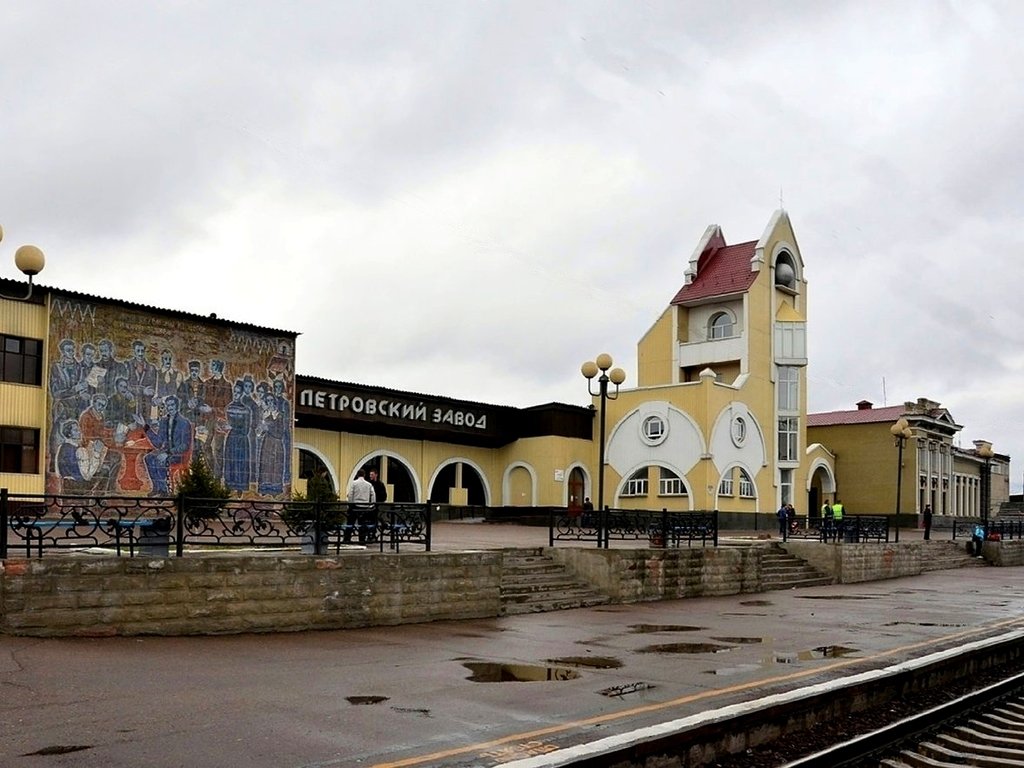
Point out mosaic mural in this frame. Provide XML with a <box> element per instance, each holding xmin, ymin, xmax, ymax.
<box><xmin>46</xmin><ymin>296</ymin><xmax>295</xmax><ymax>499</ymax></box>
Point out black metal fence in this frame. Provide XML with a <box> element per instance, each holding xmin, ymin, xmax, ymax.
<box><xmin>549</xmin><ymin>508</ymin><xmax>718</xmax><ymax>548</ymax></box>
<box><xmin>781</xmin><ymin>515</ymin><xmax>891</xmax><ymax>543</ymax></box>
<box><xmin>0</xmin><ymin>489</ymin><xmax>430</xmax><ymax>558</ymax></box>
<box><xmin>953</xmin><ymin>518</ymin><xmax>1023</xmax><ymax>542</ymax></box>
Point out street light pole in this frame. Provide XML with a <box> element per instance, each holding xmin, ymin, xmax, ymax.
<box><xmin>0</xmin><ymin>224</ymin><xmax>46</xmax><ymax>301</ymax></box>
<box><xmin>975</xmin><ymin>440</ymin><xmax>994</xmax><ymax>528</ymax></box>
<box><xmin>581</xmin><ymin>354</ymin><xmax>626</xmax><ymax>534</ymax></box>
<box><xmin>890</xmin><ymin>416</ymin><xmax>912</xmax><ymax>543</ymax></box>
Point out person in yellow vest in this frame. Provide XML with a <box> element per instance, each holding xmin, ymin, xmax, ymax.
<box><xmin>820</xmin><ymin>500</ymin><xmax>833</xmax><ymax>541</ymax></box>
<box><xmin>831</xmin><ymin>499</ymin><xmax>845</xmax><ymax>543</ymax></box>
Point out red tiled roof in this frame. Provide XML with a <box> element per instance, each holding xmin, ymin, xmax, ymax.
<box><xmin>670</xmin><ymin>240</ymin><xmax>758</xmax><ymax>304</ymax></box>
<box><xmin>807</xmin><ymin>404</ymin><xmax>905</xmax><ymax>427</ymax></box>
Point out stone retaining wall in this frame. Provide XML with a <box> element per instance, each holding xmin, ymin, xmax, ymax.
<box><xmin>0</xmin><ymin>553</ymin><xmax>502</xmax><ymax>637</ymax></box>
<box><xmin>548</xmin><ymin>546</ymin><xmax>762</xmax><ymax>601</ymax></box>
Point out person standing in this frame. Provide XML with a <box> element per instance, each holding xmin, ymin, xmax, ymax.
<box><xmin>346</xmin><ymin>469</ymin><xmax>376</xmax><ymax>544</ymax></box>
<box><xmin>923</xmin><ymin>504</ymin><xmax>933</xmax><ymax>541</ymax></box>
<box><xmin>777</xmin><ymin>504</ymin><xmax>789</xmax><ymax>538</ymax></box>
<box><xmin>368</xmin><ymin>469</ymin><xmax>387</xmax><ymax>543</ymax></box>
<box><xmin>832</xmin><ymin>499</ymin><xmax>846</xmax><ymax>543</ymax></box>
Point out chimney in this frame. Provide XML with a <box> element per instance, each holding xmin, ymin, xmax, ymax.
<box><xmin>856</xmin><ymin>400</ymin><xmax>872</xmax><ymax>410</ymax></box>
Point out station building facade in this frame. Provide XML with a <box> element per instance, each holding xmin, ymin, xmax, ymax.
<box><xmin>0</xmin><ymin>210</ymin><xmax>1005</xmax><ymax>526</ymax></box>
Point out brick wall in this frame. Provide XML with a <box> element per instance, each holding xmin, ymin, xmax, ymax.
<box><xmin>783</xmin><ymin>541</ymin><xmax>923</xmax><ymax>583</ymax></box>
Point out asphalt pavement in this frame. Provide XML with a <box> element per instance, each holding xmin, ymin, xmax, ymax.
<box><xmin>3</xmin><ymin>521</ymin><xmax>1018</xmax><ymax>768</ymax></box>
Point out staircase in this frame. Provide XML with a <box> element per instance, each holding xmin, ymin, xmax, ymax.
<box><xmin>920</xmin><ymin>540</ymin><xmax>988</xmax><ymax>572</ymax></box>
<box><xmin>499</xmin><ymin>548</ymin><xmax>610</xmax><ymax>616</ymax></box>
<box><xmin>761</xmin><ymin>544</ymin><xmax>833</xmax><ymax>590</ymax></box>
<box><xmin>995</xmin><ymin>501</ymin><xmax>1024</xmax><ymax>522</ymax></box>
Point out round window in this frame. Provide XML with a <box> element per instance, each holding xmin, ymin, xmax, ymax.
<box><xmin>730</xmin><ymin>415</ymin><xmax>747</xmax><ymax>447</ymax></box>
<box><xmin>641</xmin><ymin>415</ymin><xmax>667</xmax><ymax>445</ymax></box>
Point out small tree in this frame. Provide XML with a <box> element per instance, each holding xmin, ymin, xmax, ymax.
<box><xmin>174</xmin><ymin>454</ymin><xmax>231</xmax><ymax>519</ymax></box>
<box><xmin>285</xmin><ymin>469</ymin><xmax>341</xmax><ymax>528</ymax></box>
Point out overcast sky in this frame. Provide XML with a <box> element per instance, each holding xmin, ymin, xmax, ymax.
<box><xmin>3</xmin><ymin>1</ymin><xmax>1022</xmax><ymax>491</ymax></box>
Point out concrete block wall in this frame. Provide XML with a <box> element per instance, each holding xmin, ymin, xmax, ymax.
<box><xmin>783</xmin><ymin>542</ymin><xmax>923</xmax><ymax>583</ymax></box>
<box><xmin>986</xmin><ymin>540</ymin><xmax>1024</xmax><ymax>566</ymax></box>
<box><xmin>549</xmin><ymin>546</ymin><xmax>761</xmax><ymax>602</ymax></box>
<box><xmin>0</xmin><ymin>553</ymin><xmax>502</xmax><ymax>637</ymax></box>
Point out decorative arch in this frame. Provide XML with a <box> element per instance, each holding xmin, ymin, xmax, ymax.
<box><xmin>715</xmin><ymin>461</ymin><xmax>760</xmax><ymax>513</ymax></box>
<box><xmin>351</xmin><ymin>449</ymin><xmax>421</xmax><ymax>502</ymax></box>
<box><xmin>293</xmin><ymin>442</ymin><xmax>340</xmax><ymax>495</ymax></box>
<box><xmin>771</xmin><ymin>240</ymin><xmax>804</xmax><ymax>292</ymax></box>
<box><xmin>564</xmin><ymin>461</ymin><xmax>590</xmax><ymax>508</ymax></box>
<box><xmin>707</xmin><ymin>308</ymin><xmax>737</xmax><ymax>340</ymax></box>
<box><xmin>428</xmin><ymin>456</ymin><xmax>491</xmax><ymax>506</ymax></box>
<box><xmin>502</xmin><ymin>461</ymin><xmax>537</xmax><ymax>506</ymax></box>
<box><xmin>611</xmin><ymin>460</ymin><xmax>693</xmax><ymax>510</ymax></box>
<box><xmin>806</xmin><ymin>456</ymin><xmax>836</xmax><ymax>494</ymax></box>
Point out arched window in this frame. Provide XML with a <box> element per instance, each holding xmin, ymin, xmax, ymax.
<box><xmin>623</xmin><ymin>468</ymin><xmax>649</xmax><ymax>497</ymax></box>
<box><xmin>775</xmin><ymin>252</ymin><xmax>797</xmax><ymax>290</ymax></box>
<box><xmin>709</xmin><ymin>312</ymin><xmax>734</xmax><ymax>340</ymax></box>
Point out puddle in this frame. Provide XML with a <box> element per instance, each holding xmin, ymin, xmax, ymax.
<box><xmin>773</xmin><ymin>645</ymin><xmax>858</xmax><ymax>662</ymax></box>
<box><xmin>639</xmin><ymin>642</ymin><xmax>734</xmax><ymax>654</ymax></box>
<box><xmin>463</xmin><ymin>662</ymin><xmax>581</xmax><ymax>682</ymax></box>
<box><xmin>722</xmin><ymin>612</ymin><xmax>768</xmax><ymax>617</ymax></box>
<box><xmin>882</xmin><ymin>621</ymin><xmax>966</xmax><ymax>628</ymax></box>
<box><xmin>710</xmin><ymin>636</ymin><xmax>766</xmax><ymax>644</ymax></box>
<box><xmin>740</xmin><ymin>600</ymin><xmax>773</xmax><ymax>606</ymax></box>
<box><xmin>23</xmin><ymin>746</ymin><xmax>93</xmax><ymax>756</ymax></box>
<box><xmin>629</xmin><ymin>624</ymin><xmax>704</xmax><ymax>633</ymax></box>
<box><xmin>795</xmin><ymin>595</ymin><xmax>874</xmax><ymax>600</ymax></box>
<box><xmin>599</xmin><ymin>681</ymin><xmax>655</xmax><ymax>697</ymax></box>
<box><xmin>347</xmin><ymin>695</ymin><xmax>389</xmax><ymax>705</ymax></box>
<box><xmin>548</xmin><ymin>656</ymin><xmax>622</xmax><ymax>669</ymax></box>
<box><xmin>391</xmin><ymin>706</ymin><xmax>431</xmax><ymax>717</ymax></box>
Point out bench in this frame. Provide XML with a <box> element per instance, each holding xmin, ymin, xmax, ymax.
<box><xmin>107</xmin><ymin>517</ymin><xmax>172</xmax><ymax>557</ymax></box>
<box><xmin>10</xmin><ymin>518</ymin><xmax>79</xmax><ymax>558</ymax></box>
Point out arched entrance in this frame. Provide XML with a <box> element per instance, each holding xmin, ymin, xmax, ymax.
<box><xmin>297</xmin><ymin>448</ymin><xmax>337</xmax><ymax>495</ymax></box>
<box><xmin>429</xmin><ymin>460</ymin><xmax>488</xmax><ymax>506</ymax></box>
<box><xmin>359</xmin><ymin>454</ymin><xmax>418</xmax><ymax>502</ymax></box>
<box><xmin>567</xmin><ymin>466</ymin><xmax>586</xmax><ymax>510</ymax></box>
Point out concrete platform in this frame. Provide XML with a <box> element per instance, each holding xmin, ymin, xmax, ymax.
<box><xmin>1</xmin><ymin>524</ymin><xmax>1013</xmax><ymax>768</ymax></box>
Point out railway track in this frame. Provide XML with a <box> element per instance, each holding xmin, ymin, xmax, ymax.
<box><xmin>784</xmin><ymin>669</ymin><xmax>1024</xmax><ymax>767</ymax></box>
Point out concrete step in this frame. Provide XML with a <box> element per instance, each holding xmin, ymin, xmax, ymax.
<box><xmin>499</xmin><ymin>548</ymin><xmax>609</xmax><ymax>616</ymax></box>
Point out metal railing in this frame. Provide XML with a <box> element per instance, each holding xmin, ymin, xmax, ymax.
<box><xmin>782</xmin><ymin>515</ymin><xmax>891</xmax><ymax>543</ymax></box>
<box><xmin>0</xmin><ymin>489</ymin><xmax>431</xmax><ymax>558</ymax></box>
<box><xmin>549</xmin><ymin>507</ymin><xmax>718</xmax><ymax>548</ymax></box>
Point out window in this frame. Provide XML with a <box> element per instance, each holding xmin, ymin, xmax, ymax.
<box><xmin>1</xmin><ymin>334</ymin><xmax>43</xmax><ymax>385</ymax></box>
<box><xmin>730</xmin><ymin>415</ymin><xmax>747</xmax><ymax>447</ymax></box>
<box><xmin>780</xmin><ymin>468</ymin><xmax>793</xmax><ymax>505</ymax></box>
<box><xmin>738</xmin><ymin>469</ymin><xmax>755</xmax><ymax>498</ymax></box>
<box><xmin>709</xmin><ymin>312</ymin><xmax>734</xmax><ymax>340</ymax></box>
<box><xmin>641</xmin><ymin>415</ymin><xmax>667</xmax><ymax>445</ymax></box>
<box><xmin>658</xmin><ymin>468</ymin><xmax>686</xmax><ymax>496</ymax></box>
<box><xmin>719</xmin><ymin>474</ymin><xmax>734</xmax><ymax>496</ymax></box>
<box><xmin>778</xmin><ymin>366</ymin><xmax>799</xmax><ymax>411</ymax></box>
<box><xmin>778</xmin><ymin>417</ymin><xmax>798</xmax><ymax>461</ymax></box>
<box><xmin>0</xmin><ymin>427</ymin><xmax>40</xmax><ymax>474</ymax></box>
<box><xmin>623</xmin><ymin>468</ymin><xmax>649</xmax><ymax>497</ymax></box>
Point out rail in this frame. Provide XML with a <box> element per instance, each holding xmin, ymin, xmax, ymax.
<box><xmin>0</xmin><ymin>489</ymin><xmax>431</xmax><ymax>558</ymax></box>
<box><xmin>548</xmin><ymin>507</ymin><xmax>718</xmax><ymax>548</ymax></box>
<box><xmin>782</xmin><ymin>514</ymin><xmax>891</xmax><ymax>543</ymax></box>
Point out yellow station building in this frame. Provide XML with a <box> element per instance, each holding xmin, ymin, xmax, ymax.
<box><xmin>0</xmin><ymin>212</ymin><xmax>1007</xmax><ymax>525</ymax></box>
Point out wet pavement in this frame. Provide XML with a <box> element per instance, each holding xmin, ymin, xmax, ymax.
<box><xmin>2</xmin><ymin>523</ymin><xmax>1020</xmax><ymax>768</ymax></box>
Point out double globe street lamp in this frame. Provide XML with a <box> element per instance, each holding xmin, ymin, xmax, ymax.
<box><xmin>890</xmin><ymin>416</ymin><xmax>913</xmax><ymax>543</ymax></box>
<box><xmin>0</xmin><ymin>225</ymin><xmax>46</xmax><ymax>301</ymax></box>
<box><xmin>581</xmin><ymin>353</ymin><xmax>626</xmax><ymax>519</ymax></box>
<box><xmin>975</xmin><ymin>440</ymin><xmax>994</xmax><ymax>527</ymax></box>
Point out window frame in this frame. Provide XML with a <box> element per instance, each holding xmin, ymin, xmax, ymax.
<box><xmin>658</xmin><ymin>467</ymin><xmax>686</xmax><ymax>496</ymax></box>
<box><xmin>708</xmin><ymin>311</ymin><xmax>734</xmax><ymax>340</ymax></box>
<box><xmin>0</xmin><ymin>426</ymin><xmax>41</xmax><ymax>474</ymax></box>
<box><xmin>1</xmin><ymin>334</ymin><xmax>44</xmax><ymax>386</ymax></box>
<box><xmin>623</xmin><ymin>468</ymin><xmax>649</xmax><ymax>497</ymax></box>
<box><xmin>778</xmin><ymin>416</ymin><xmax>799</xmax><ymax>462</ymax></box>
<box><xmin>738</xmin><ymin>469</ymin><xmax>755</xmax><ymax>498</ymax></box>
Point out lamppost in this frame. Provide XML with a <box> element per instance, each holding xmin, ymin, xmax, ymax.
<box><xmin>890</xmin><ymin>416</ymin><xmax>912</xmax><ymax>543</ymax></box>
<box><xmin>0</xmin><ymin>225</ymin><xmax>46</xmax><ymax>301</ymax></box>
<box><xmin>581</xmin><ymin>353</ymin><xmax>626</xmax><ymax>521</ymax></box>
<box><xmin>975</xmin><ymin>440</ymin><xmax>994</xmax><ymax>526</ymax></box>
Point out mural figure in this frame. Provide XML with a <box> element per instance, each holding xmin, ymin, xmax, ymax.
<box><xmin>94</xmin><ymin>339</ymin><xmax>123</xmax><ymax>398</ymax></box>
<box><xmin>203</xmin><ymin>359</ymin><xmax>232</xmax><ymax>479</ymax></box>
<box><xmin>46</xmin><ymin>299</ymin><xmax>295</xmax><ymax>499</ymax></box>
<box><xmin>256</xmin><ymin>392</ymin><xmax>286</xmax><ymax>494</ymax></box>
<box><xmin>223</xmin><ymin>381</ymin><xmax>253</xmax><ymax>492</ymax></box>
<box><xmin>155</xmin><ymin>349</ymin><xmax>184</xmax><ymax>411</ymax></box>
<box><xmin>143</xmin><ymin>395</ymin><xmax>193</xmax><ymax>494</ymax></box>
<box><xmin>56</xmin><ymin>419</ymin><xmax>119</xmax><ymax>493</ymax></box>
<box><xmin>125</xmin><ymin>340</ymin><xmax>158</xmax><ymax>421</ymax></box>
